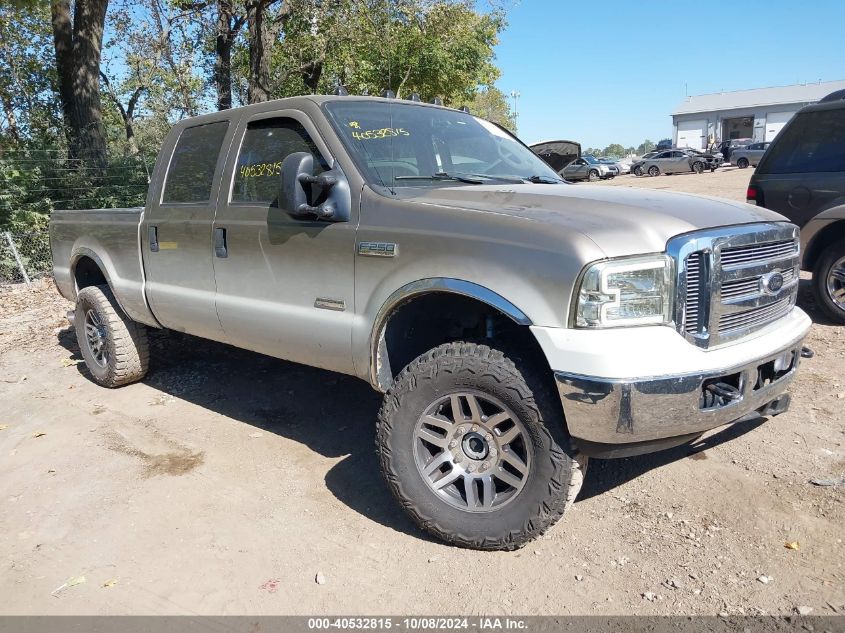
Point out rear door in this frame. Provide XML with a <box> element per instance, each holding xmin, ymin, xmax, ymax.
<box><xmin>754</xmin><ymin>107</ymin><xmax>845</xmax><ymax>227</ymax></box>
<box><xmin>142</xmin><ymin>118</ymin><xmax>234</xmax><ymax>341</ymax></box>
<box><xmin>211</xmin><ymin>110</ymin><xmax>358</xmax><ymax>374</ymax></box>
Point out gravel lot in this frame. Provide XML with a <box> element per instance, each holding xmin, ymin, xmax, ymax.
<box><xmin>1</xmin><ymin>167</ymin><xmax>843</xmax><ymax>616</ymax></box>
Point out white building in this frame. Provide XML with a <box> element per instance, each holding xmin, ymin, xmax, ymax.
<box><xmin>671</xmin><ymin>79</ymin><xmax>845</xmax><ymax>149</ymax></box>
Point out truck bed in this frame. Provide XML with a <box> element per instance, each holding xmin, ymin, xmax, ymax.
<box><xmin>50</xmin><ymin>207</ymin><xmax>158</xmax><ymax>326</ymax></box>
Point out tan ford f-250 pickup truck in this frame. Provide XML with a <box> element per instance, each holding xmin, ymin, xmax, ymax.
<box><xmin>50</xmin><ymin>95</ymin><xmax>812</xmax><ymax>550</ymax></box>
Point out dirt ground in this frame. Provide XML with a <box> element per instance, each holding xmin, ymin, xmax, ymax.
<box><xmin>1</xmin><ymin>167</ymin><xmax>843</xmax><ymax>616</ymax></box>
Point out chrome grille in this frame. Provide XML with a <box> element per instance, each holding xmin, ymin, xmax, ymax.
<box><xmin>684</xmin><ymin>253</ymin><xmax>702</xmax><ymax>333</ymax></box>
<box><xmin>719</xmin><ymin>297</ymin><xmax>793</xmax><ymax>334</ymax></box>
<box><xmin>720</xmin><ymin>239</ymin><xmax>797</xmax><ymax>267</ymax></box>
<box><xmin>721</xmin><ymin>267</ymin><xmax>796</xmax><ymax>301</ymax></box>
<box><xmin>670</xmin><ymin>223</ymin><xmax>800</xmax><ymax>348</ymax></box>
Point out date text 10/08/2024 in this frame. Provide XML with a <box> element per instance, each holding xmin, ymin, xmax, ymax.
<box><xmin>307</xmin><ymin>618</ymin><xmax>528</xmax><ymax>630</ymax></box>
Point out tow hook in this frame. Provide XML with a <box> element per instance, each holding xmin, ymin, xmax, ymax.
<box><xmin>801</xmin><ymin>346</ymin><xmax>814</xmax><ymax>359</ymax></box>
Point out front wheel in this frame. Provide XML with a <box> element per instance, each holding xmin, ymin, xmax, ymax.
<box><xmin>737</xmin><ymin>157</ymin><xmax>749</xmax><ymax>169</ymax></box>
<box><xmin>587</xmin><ymin>169</ymin><xmax>599</xmax><ymax>182</ymax></box>
<box><xmin>377</xmin><ymin>342</ymin><xmax>586</xmax><ymax>550</ymax></box>
<box><xmin>648</xmin><ymin>165</ymin><xmax>660</xmax><ymax>177</ymax></box>
<box><xmin>813</xmin><ymin>240</ymin><xmax>845</xmax><ymax>324</ymax></box>
<box><xmin>633</xmin><ymin>165</ymin><xmax>643</xmax><ymax>177</ymax></box>
<box><xmin>75</xmin><ymin>284</ymin><xmax>149</xmax><ymax>387</ymax></box>
<box><xmin>692</xmin><ymin>161</ymin><xmax>704</xmax><ymax>174</ymax></box>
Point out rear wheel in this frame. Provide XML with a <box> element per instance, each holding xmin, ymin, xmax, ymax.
<box><xmin>692</xmin><ymin>161</ymin><xmax>704</xmax><ymax>174</ymax></box>
<box><xmin>813</xmin><ymin>240</ymin><xmax>845</xmax><ymax>324</ymax></box>
<box><xmin>377</xmin><ymin>342</ymin><xmax>586</xmax><ymax>550</ymax></box>
<box><xmin>737</xmin><ymin>157</ymin><xmax>749</xmax><ymax>169</ymax></box>
<box><xmin>75</xmin><ymin>285</ymin><xmax>149</xmax><ymax>387</ymax></box>
<box><xmin>633</xmin><ymin>165</ymin><xmax>643</xmax><ymax>177</ymax></box>
<box><xmin>587</xmin><ymin>169</ymin><xmax>599</xmax><ymax>182</ymax></box>
<box><xmin>648</xmin><ymin>165</ymin><xmax>660</xmax><ymax>177</ymax></box>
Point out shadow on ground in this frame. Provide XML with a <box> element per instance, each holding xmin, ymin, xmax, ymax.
<box><xmin>57</xmin><ymin>314</ymin><xmax>781</xmax><ymax>542</ymax></box>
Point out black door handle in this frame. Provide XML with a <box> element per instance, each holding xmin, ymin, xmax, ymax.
<box><xmin>214</xmin><ymin>227</ymin><xmax>227</xmax><ymax>258</ymax></box>
<box><xmin>148</xmin><ymin>226</ymin><xmax>159</xmax><ymax>252</ymax></box>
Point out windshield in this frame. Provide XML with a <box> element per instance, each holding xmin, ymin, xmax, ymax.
<box><xmin>324</xmin><ymin>100</ymin><xmax>561</xmax><ymax>188</ymax></box>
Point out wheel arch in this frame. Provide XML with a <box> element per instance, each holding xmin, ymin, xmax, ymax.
<box><xmin>803</xmin><ymin>217</ymin><xmax>845</xmax><ymax>272</ymax></box>
<box><xmin>69</xmin><ymin>248</ymin><xmax>133</xmax><ymax>320</ymax></box>
<box><xmin>368</xmin><ymin>279</ymin><xmax>538</xmax><ymax>392</ymax></box>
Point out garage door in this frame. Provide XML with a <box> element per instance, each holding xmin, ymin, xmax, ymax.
<box><xmin>765</xmin><ymin>111</ymin><xmax>795</xmax><ymax>141</ymax></box>
<box><xmin>676</xmin><ymin>120</ymin><xmax>706</xmax><ymax>149</ymax></box>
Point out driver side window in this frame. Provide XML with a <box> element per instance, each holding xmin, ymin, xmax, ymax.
<box><xmin>232</xmin><ymin>117</ymin><xmax>328</xmax><ymax>204</ymax></box>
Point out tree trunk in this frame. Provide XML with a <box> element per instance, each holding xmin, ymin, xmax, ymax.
<box><xmin>71</xmin><ymin>0</ymin><xmax>109</xmax><ymax>167</ymax></box>
<box><xmin>50</xmin><ymin>0</ymin><xmax>109</xmax><ymax>168</ymax></box>
<box><xmin>50</xmin><ymin>0</ymin><xmax>78</xmax><ymax>145</ymax></box>
<box><xmin>246</xmin><ymin>0</ymin><xmax>286</xmax><ymax>104</ymax></box>
<box><xmin>214</xmin><ymin>0</ymin><xmax>244</xmax><ymax>110</ymax></box>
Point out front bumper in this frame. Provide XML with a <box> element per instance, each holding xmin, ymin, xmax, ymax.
<box><xmin>533</xmin><ymin>309</ymin><xmax>811</xmax><ymax>456</ymax></box>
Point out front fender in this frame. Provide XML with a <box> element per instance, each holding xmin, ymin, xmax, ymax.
<box><xmin>365</xmin><ymin>278</ymin><xmax>532</xmax><ymax>391</ymax></box>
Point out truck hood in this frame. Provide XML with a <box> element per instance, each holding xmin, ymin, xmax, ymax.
<box><xmin>405</xmin><ymin>183</ymin><xmax>788</xmax><ymax>258</ymax></box>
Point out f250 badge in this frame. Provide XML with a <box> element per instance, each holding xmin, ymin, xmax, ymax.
<box><xmin>358</xmin><ymin>241</ymin><xmax>397</xmax><ymax>257</ymax></box>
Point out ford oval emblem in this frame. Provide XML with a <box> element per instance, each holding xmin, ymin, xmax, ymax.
<box><xmin>762</xmin><ymin>272</ymin><xmax>785</xmax><ymax>294</ymax></box>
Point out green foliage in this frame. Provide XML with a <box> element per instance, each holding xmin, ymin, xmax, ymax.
<box><xmin>257</xmin><ymin>0</ymin><xmax>505</xmax><ymax>106</ymax></box>
<box><xmin>636</xmin><ymin>140</ymin><xmax>655</xmax><ymax>154</ymax></box>
<box><xmin>1</xmin><ymin>0</ymin><xmax>510</xmax><ymax>232</ymax></box>
<box><xmin>467</xmin><ymin>86</ymin><xmax>516</xmax><ymax>131</ymax></box>
<box><xmin>0</xmin><ymin>149</ymin><xmax>151</xmax><ymax>231</ymax></box>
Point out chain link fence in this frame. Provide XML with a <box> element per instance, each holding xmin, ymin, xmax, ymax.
<box><xmin>0</xmin><ymin>230</ymin><xmax>52</xmax><ymax>287</ymax></box>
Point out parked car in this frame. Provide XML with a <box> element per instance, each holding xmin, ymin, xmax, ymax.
<box><xmin>717</xmin><ymin>138</ymin><xmax>753</xmax><ymax>163</ymax></box>
<box><xmin>598</xmin><ymin>157</ymin><xmax>630</xmax><ymax>174</ymax></box>
<box><xmin>529</xmin><ymin>139</ymin><xmax>581</xmax><ymax>173</ymax></box>
<box><xmin>731</xmin><ymin>142</ymin><xmax>770</xmax><ymax>168</ymax></box>
<box><xmin>561</xmin><ymin>155</ymin><xmax>618</xmax><ymax>181</ymax></box>
<box><xmin>631</xmin><ymin>150</ymin><xmax>707</xmax><ymax>176</ymax></box>
<box><xmin>49</xmin><ymin>95</ymin><xmax>810</xmax><ymax>551</ymax></box>
<box><xmin>683</xmin><ymin>148</ymin><xmax>723</xmax><ymax>172</ymax></box>
<box><xmin>748</xmin><ymin>88</ymin><xmax>845</xmax><ymax>323</ymax></box>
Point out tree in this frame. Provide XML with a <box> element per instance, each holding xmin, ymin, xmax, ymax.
<box><xmin>50</xmin><ymin>0</ymin><xmax>109</xmax><ymax>166</ymax></box>
<box><xmin>636</xmin><ymin>139</ymin><xmax>655</xmax><ymax>155</ymax></box>
<box><xmin>214</xmin><ymin>0</ymin><xmax>246</xmax><ymax>109</ymax></box>
<box><xmin>0</xmin><ymin>4</ymin><xmax>59</xmax><ymax>145</ymax></box>
<box><xmin>603</xmin><ymin>143</ymin><xmax>625</xmax><ymax>158</ymax></box>
<box><xmin>467</xmin><ymin>86</ymin><xmax>515</xmax><ymax>131</ymax></box>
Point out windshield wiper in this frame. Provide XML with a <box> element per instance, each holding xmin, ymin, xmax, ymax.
<box><xmin>394</xmin><ymin>172</ymin><xmax>525</xmax><ymax>184</ymax></box>
<box><xmin>524</xmin><ymin>175</ymin><xmax>563</xmax><ymax>184</ymax></box>
<box><xmin>395</xmin><ymin>172</ymin><xmax>484</xmax><ymax>184</ymax></box>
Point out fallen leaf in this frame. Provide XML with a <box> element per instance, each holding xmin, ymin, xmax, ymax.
<box><xmin>52</xmin><ymin>575</ymin><xmax>86</xmax><ymax>596</ymax></box>
<box><xmin>249</xmin><ymin>432</ymin><xmax>263</xmax><ymax>438</ymax></box>
<box><xmin>32</xmin><ymin>432</ymin><xmax>46</xmax><ymax>438</ymax></box>
<box><xmin>60</xmin><ymin>358</ymin><xmax>82</xmax><ymax>367</ymax></box>
<box><xmin>785</xmin><ymin>541</ymin><xmax>799</xmax><ymax>550</ymax></box>
<box><xmin>102</xmin><ymin>579</ymin><xmax>118</xmax><ymax>588</ymax></box>
<box><xmin>0</xmin><ymin>424</ymin><xmax>9</xmax><ymax>431</ymax></box>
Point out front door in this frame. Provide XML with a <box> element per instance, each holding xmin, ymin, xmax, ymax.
<box><xmin>142</xmin><ymin>119</ymin><xmax>234</xmax><ymax>341</ymax></box>
<box><xmin>211</xmin><ymin>111</ymin><xmax>358</xmax><ymax>374</ymax></box>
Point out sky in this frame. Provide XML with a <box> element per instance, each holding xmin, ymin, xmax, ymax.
<box><xmin>492</xmin><ymin>0</ymin><xmax>845</xmax><ymax>148</ymax></box>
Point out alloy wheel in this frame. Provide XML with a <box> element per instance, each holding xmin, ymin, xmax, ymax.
<box><xmin>413</xmin><ymin>391</ymin><xmax>533</xmax><ymax>513</ymax></box>
<box><xmin>84</xmin><ymin>309</ymin><xmax>109</xmax><ymax>368</ymax></box>
<box><xmin>826</xmin><ymin>255</ymin><xmax>845</xmax><ymax>311</ymax></box>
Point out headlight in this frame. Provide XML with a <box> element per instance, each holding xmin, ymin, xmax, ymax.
<box><xmin>574</xmin><ymin>254</ymin><xmax>674</xmax><ymax>328</ymax></box>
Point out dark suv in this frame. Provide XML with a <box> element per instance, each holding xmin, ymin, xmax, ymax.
<box><xmin>748</xmin><ymin>89</ymin><xmax>845</xmax><ymax>323</ymax></box>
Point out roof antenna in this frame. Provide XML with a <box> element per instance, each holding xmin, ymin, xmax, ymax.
<box><xmin>459</xmin><ymin>105</ymin><xmax>470</xmax><ymax>113</ymax></box>
<box><xmin>430</xmin><ymin>97</ymin><xmax>443</xmax><ymax>106</ymax></box>
<box><xmin>333</xmin><ymin>84</ymin><xmax>349</xmax><ymax>96</ymax></box>
<box><xmin>381</xmin><ymin>89</ymin><xmax>395</xmax><ymax>99</ymax></box>
<box><xmin>408</xmin><ymin>92</ymin><xmax>421</xmax><ymax>102</ymax></box>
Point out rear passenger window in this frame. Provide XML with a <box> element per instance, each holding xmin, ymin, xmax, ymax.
<box><xmin>232</xmin><ymin>118</ymin><xmax>328</xmax><ymax>204</ymax></box>
<box><xmin>760</xmin><ymin>109</ymin><xmax>845</xmax><ymax>174</ymax></box>
<box><xmin>163</xmin><ymin>121</ymin><xmax>229</xmax><ymax>204</ymax></box>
